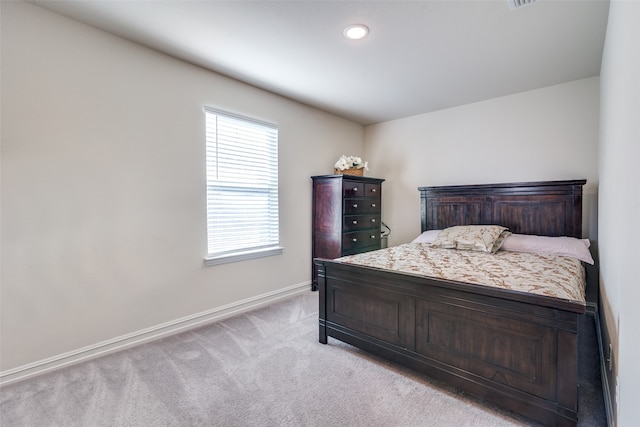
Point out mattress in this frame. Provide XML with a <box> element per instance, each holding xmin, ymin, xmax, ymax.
<box><xmin>335</xmin><ymin>243</ymin><xmax>586</xmax><ymax>305</ymax></box>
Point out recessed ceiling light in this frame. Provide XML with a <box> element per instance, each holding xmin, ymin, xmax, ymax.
<box><xmin>343</xmin><ymin>24</ymin><xmax>369</xmax><ymax>40</ymax></box>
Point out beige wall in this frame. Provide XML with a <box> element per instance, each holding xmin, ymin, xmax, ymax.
<box><xmin>1</xmin><ymin>2</ymin><xmax>364</xmax><ymax>375</ymax></box>
<box><xmin>364</xmin><ymin>77</ymin><xmax>600</xmax><ymax>246</ymax></box>
<box><xmin>599</xmin><ymin>1</ymin><xmax>640</xmax><ymax>425</ymax></box>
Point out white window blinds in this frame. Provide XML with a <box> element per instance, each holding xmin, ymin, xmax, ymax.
<box><xmin>204</xmin><ymin>107</ymin><xmax>281</xmax><ymax>265</ymax></box>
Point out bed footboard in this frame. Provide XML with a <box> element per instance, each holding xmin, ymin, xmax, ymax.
<box><xmin>317</xmin><ymin>260</ymin><xmax>582</xmax><ymax>427</ymax></box>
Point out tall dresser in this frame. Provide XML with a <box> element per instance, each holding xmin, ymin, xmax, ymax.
<box><xmin>311</xmin><ymin>175</ymin><xmax>384</xmax><ymax>290</ymax></box>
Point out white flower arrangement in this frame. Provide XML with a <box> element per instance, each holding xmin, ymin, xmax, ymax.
<box><xmin>334</xmin><ymin>155</ymin><xmax>369</xmax><ymax>171</ymax></box>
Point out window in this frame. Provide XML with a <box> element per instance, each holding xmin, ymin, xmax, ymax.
<box><xmin>204</xmin><ymin>107</ymin><xmax>281</xmax><ymax>266</ymax></box>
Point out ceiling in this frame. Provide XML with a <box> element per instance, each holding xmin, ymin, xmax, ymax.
<box><xmin>32</xmin><ymin>0</ymin><xmax>610</xmax><ymax>125</ymax></box>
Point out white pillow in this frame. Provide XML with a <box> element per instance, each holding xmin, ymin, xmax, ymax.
<box><xmin>500</xmin><ymin>234</ymin><xmax>594</xmax><ymax>265</ymax></box>
<box><xmin>411</xmin><ymin>230</ymin><xmax>441</xmax><ymax>244</ymax></box>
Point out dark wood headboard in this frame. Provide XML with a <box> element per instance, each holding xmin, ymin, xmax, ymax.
<box><xmin>418</xmin><ymin>180</ymin><xmax>586</xmax><ymax>238</ymax></box>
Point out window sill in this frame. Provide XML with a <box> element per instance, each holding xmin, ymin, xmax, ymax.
<box><xmin>204</xmin><ymin>246</ymin><xmax>284</xmax><ymax>267</ymax></box>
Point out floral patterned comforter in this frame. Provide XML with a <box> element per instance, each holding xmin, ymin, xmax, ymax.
<box><xmin>335</xmin><ymin>243</ymin><xmax>586</xmax><ymax>305</ymax></box>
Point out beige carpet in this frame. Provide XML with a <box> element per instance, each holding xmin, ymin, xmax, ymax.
<box><xmin>0</xmin><ymin>291</ymin><xmax>605</xmax><ymax>426</ymax></box>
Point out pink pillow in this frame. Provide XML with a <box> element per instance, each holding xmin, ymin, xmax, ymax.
<box><xmin>500</xmin><ymin>234</ymin><xmax>594</xmax><ymax>264</ymax></box>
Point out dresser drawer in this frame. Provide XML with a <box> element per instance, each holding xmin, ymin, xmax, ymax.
<box><xmin>343</xmin><ymin>182</ymin><xmax>364</xmax><ymax>198</ymax></box>
<box><xmin>343</xmin><ymin>214</ymin><xmax>380</xmax><ymax>231</ymax></box>
<box><xmin>364</xmin><ymin>183</ymin><xmax>381</xmax><ymax>197</ymax></box>
<box><xmin>344</xmin><ymin>198</ymin><xmax>381</xmax><ymax>215</ymax></box>
<box><xmin>342</xmin><ymin>230</ymin><xmax>380</xmax><ymax>251</ymax></box>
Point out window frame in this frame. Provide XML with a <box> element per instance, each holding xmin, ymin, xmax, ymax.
<box><xmin>203</xmin><ymin>107</ymin><xmax>282</xmax><ymax>266</ymax></box>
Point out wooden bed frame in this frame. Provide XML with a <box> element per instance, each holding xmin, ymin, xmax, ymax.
<box><xmin>316</xmin><ymin>180</ymin><xmax>587</xmax><ymax>427</ymax></box>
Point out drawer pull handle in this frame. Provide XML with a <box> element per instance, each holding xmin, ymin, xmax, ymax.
<box><xmin>370</xmin><ymin>235</ymin><xmax>376</xmax><ymax>239</ymax></box>
<box><xmin>352</xmin><ymin>220</ymin><xmax>358</xmax><ymax>224</ymax></box>
<box><xmin>371</xmin><ymin>188</ymin><xmax>376</xmax><ymax>193</ymax></box>
<box><xmin>371</xmin><ymin>218</ymin><xmax>376</xmax><ymax>223</ymax></box>
<box><xmin>352</xmin><ymin>203</ymin><xmax>358</xmax><ymax>208</ymax></box>
<box><xmin>353</xmin><ymin>187</ymin><xmax>358</xmax><ymax>192</ymax></box>
<box><xmin>352</xmin><ymin>238</ymin><xmax>358</xmax><ymax>242</ymax></box>
<box><xmin>371</xmin><ymin>203</ymin><xmax>376</xmax><ymax>208</ymax></box>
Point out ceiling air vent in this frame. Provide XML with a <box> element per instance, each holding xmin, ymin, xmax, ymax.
<box><xmin>508</xmin><ymin>0</ymin><xmax>536</xmax><ymax>10</ymax></box>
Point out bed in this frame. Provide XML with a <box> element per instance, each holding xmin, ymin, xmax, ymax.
<box><xmin>315</xmin><ymin>179</ymin><xmax>588</xmax><ymax>427</ymax></box>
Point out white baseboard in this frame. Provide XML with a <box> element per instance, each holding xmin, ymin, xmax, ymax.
<box><xmin>0</xmin><ymin>282</ymin><xmax>312</xmax><ymax>387</ymax></box>
<box><xmin>593</xmin><ymin>307</ymin><xmax>614</xmax><ymax>427</ymax></box>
